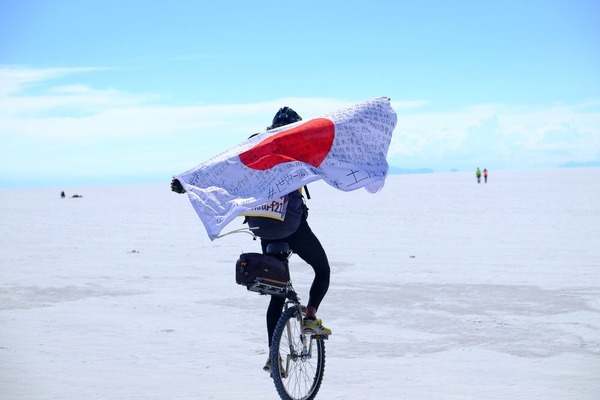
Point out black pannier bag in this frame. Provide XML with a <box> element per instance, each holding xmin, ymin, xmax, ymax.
<box><xmin>235</xmin><ymin>252</ymin><xmax>290</xmax><ymax>287</ymax></box>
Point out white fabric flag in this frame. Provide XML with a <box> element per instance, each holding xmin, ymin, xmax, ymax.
<box><xmin>176</xmin><ymin>96</ymin><xmax>397</xmax><ymax>240</ymax></box>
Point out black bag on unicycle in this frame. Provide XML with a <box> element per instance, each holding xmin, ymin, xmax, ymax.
<box><xmin>235</xmin><ymin>253</ymin><xmax>289</xmax><ymax>288</ymax></box>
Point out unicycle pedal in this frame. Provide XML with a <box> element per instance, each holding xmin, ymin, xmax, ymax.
<box><xmin>311</xmin><ymin>334</ymin><xmax>329</xmax><ymax>340</ymax></box>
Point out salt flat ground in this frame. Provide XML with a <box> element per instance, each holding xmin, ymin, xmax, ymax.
<box><xmin>1</xmin><ymin>168</ymin><xmax>599</xmax><ymax>399</ymax></box>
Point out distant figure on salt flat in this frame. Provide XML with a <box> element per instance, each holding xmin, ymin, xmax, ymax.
<box><xmin>72</xmin><ymin>194</ymin><xmax>82</xmax><ymax>198</ymax></box>
<box><xmin>476</xmin><ymin>167</ymin><xmax>481</xmax><ymax>183</ymax></box>
<box><xmin>60</xmin><ymin>191</ymin><xmax>66</xmax><ymax>198</ymax></box>
<box><xmin>483</xmin><ymin>168</ymin><xmax>488</xmax><ymax>183</ymax></box>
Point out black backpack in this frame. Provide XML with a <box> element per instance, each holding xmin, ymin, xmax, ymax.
<box><xmin>245</xmin><ymin>189</ymin><xmax>308</xmax><ymax>240</ymax></box>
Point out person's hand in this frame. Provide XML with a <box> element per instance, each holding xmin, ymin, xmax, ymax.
<box><xmin>171</xmin><ymin>179</ymin><xmax>186</xmax><ymax>194</ymax></box>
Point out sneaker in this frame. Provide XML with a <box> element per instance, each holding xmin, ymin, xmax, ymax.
<box><xmin>263</xmin><ymin>356</ymin><xmax>286</xmax><ymax>377</ymax></box>
<box><xmin>302</xmin><ymin>317</ymin><xmax>332</xmax><ymax>335</ymax></box>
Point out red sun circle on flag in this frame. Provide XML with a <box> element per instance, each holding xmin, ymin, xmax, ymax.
<box><xmin>239</xmin><ymin>118</ymin><xmax>335</xmax><ymax>170</ymax></box>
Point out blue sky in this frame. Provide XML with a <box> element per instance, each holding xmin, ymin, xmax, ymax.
<box><xmin>1</xmin><ymin>0</ymin><xmax>599</xmax><ymax>188</ymax></box>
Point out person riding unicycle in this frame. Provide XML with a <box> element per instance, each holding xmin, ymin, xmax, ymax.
<box><xmin>245</xmin><ymin>107</ymin><xmax>332</xmax><ymax>374</ymax></box>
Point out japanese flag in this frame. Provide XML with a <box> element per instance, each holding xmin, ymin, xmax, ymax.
<box><xmin>176</xmin><ymin>96</ymin><xmax>397</xmax><ymax>240</ymax></box>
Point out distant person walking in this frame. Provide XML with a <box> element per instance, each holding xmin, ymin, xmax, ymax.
<box><xmin>60</xmin><ymin>191</ymin><xmax>66</xmax><ymax>198</ymax></box>
<box><xmin>483</xmin><ymin>168</ymin><xmax>488</xmax><ymax>183</ymax></box>
<box><xmin>476</xmin><ymin>167</ymin><xmax>481</xmax><ymax>183</ymax></box>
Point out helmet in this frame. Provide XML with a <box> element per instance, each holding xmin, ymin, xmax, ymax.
<box><xmin>267</xmin><ymin>106</ymin><xmax>302</xmax><ymax>130</ymax></box>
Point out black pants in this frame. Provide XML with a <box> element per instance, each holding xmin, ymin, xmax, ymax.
<box><xmin>261</xmin><ymin>220</ymin><xmax>330</xmax><ymax>347</ymax></box>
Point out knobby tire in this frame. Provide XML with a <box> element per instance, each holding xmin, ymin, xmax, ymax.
<box><xmin>270</xmin><ymin>306</ymin><xmax>326</xmax><ymax>400</ymax></box>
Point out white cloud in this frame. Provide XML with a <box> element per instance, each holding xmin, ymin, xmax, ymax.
<box><xmin>389</xmin><ymin>102</ymin><xmax>600</xmax><ymax>171</ymax></box>
<box><xmin>0</xmin><ymin>65</ymin><xmax>110</xmax><ymax>96</ymax></box>
<box><xmin>0</xmin><ymin>65</ymin><xmax>350</xmax><ymax>142</ymax></box>
<box><xmin>1</xmin><ymin>65</ymin><xmax>599</xmax><ymax>186</ymax></box>
<box><xmin>0</xmin><ymin>66</ymin><xmax>356</xmax><ymax>186</ymax></box>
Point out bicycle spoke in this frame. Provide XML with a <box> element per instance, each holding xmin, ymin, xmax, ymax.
<box><xmin>271</xmin><ymin>306</ymin><xmax>325</xmax><ymax>400</ymax></box>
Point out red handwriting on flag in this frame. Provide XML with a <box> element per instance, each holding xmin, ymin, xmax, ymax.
<box><xmin>239</xmin><ymin>118</ymin><xmax>335</xmax><ymax>170</ymax></box>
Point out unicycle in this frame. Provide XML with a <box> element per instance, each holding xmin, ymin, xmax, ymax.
<box><xmin>269</xmin><ymin>292</ymin><xmax>326</xmax><ymax>400</ymax></box>
<box><xmin>236</xmin><ymin>242</ymin><xmax>327</xmax><ymax>400</ymax></box>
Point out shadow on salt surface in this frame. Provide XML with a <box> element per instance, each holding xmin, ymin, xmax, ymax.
<box><xmin>0</xmin><ymin>284</ymin><xmax>148</xmax><ymax>310</ymax></box>
<box><xmin>327</xmin><ymin>282</ymin><xmax>600</xmax><ymax>359</ymax></box>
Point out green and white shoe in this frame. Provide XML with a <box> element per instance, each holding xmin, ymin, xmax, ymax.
<box><xmin>263</xmin><ymin>356</ymin><xmax>286</xmax><ymax>377</ymax></box>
